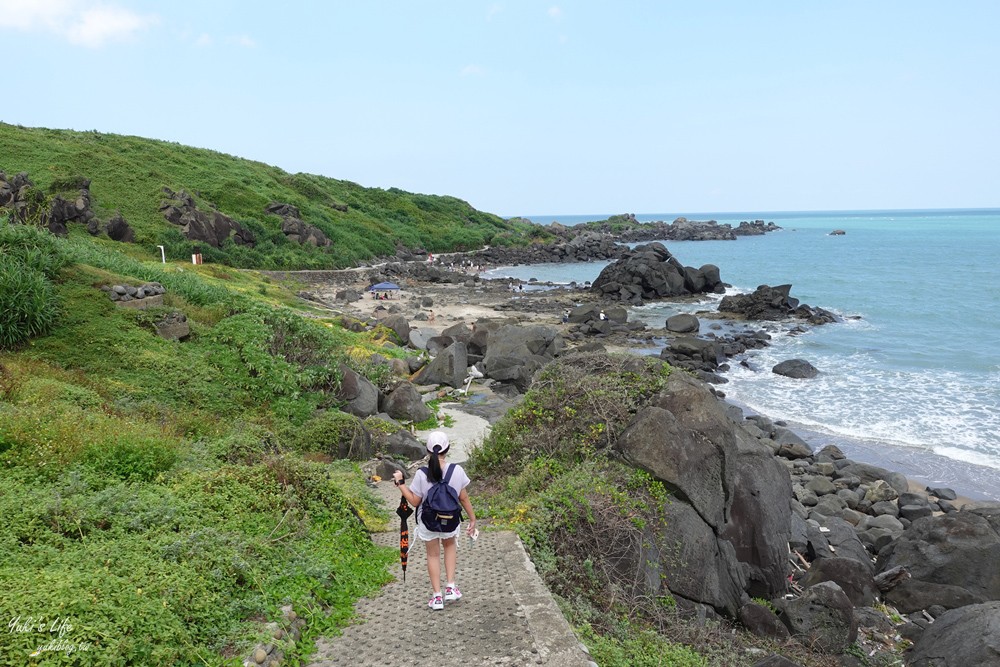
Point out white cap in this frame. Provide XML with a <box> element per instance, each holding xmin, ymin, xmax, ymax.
<box><xmin>426</xmin><ymin>431</ymin><xmax>450</xmax><ymax>454</ymax></box>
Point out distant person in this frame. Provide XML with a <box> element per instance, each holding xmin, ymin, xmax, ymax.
<box><xmin>599</xmin><ymin>310</ymin><xmax>607</xmax><ymax>321</ymax></box>
<box><xmin>428</xmin><ymin>310</ymin><xmax>435</xmax><ymax>324</ymax></box>
<box><xmin>393</xmin><ymin>432</ymin><xmax>477</xmax><ymax>610</ymax></box>
<box><xmin>562</xmin><ymin>309</ymin><xmax>569</xmax><ymax>324</ymax></box>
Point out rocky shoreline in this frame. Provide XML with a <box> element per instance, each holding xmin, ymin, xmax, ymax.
<box><xmin>269</xmin><ymin>248</ymin><xmax>1000</xmax><ymax>666</ymax></box>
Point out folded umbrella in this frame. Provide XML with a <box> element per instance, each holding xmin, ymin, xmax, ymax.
<box><xmin>396</xmin><ymin>493</ymin><xmax>414</xmax><ymax>581</ymax></box>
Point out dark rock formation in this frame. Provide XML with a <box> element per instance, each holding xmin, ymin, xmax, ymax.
<box><xmin>772</xmin><ymin>359</ymin><xmax>819</xmax><ymax>379</ymax></box>
<box><xmin>591</xmin><ymin>242</ymin><xmax>724</xmax><ymax>304</ymax></box>
<box><xmin>666</xmin><ymin>313</ymin><xmax>699</xmax><ymax>333</ymax></box>
<box><xmin>798</xmin><ymin>557</ymin><xmax>878</xmax><ymax>607</ymax></box>
<box><xmin>413</xmin><ymin>342</ymin><xmax>468</xmax><ymax>389</ymax></box>
<box><xmin>336</xmin><ymin>365</ymin><xmax>380</xmax><ymax>418</ymax></box>
<box><xmin>876</xmin><ymin>511</ymin><xmax>1000</xmax><ymax>612</ymax></box>
<box><xmin>470</xmin><ymin>231</ymin><xmax>625</xmax><ymax>266</ymax></box>
<box><xmin>739</xmin><ymin>602</ymin><xmax>791</xmax><ymax>641</ymax></box>
<box><xmin>779</xmin><ymin>581</ymin><xmax>857</xmax><ymax>654</ymax></box>
<box><xmin>379</xmin><ymin>314</ymin><xmax>410</xmax><ymax>346</ymax></box>
<box><xmin>579</xmin><ymin>215</ymin><xmax>780</xmax><ymax>243</ymax></box>
<box><xmin>719</xmin><ymin>284</ymin><xmax>838</xmax><ymax>324</ymax></box>
<box><xmin>265</xmin><ymin>201</ymin><xmax>331</xmax><ymax>247</ymax></box>
<box><xmin>906</xmin><ymin>601</ymin><xmax>1000</xmax><ymax>666</ymax></box>
<box><xmin>614</xmin><ymin>372</ymin><xmax>792</xmax><ymax>614</ymax></box>
<box><xmin>160</xmin><ymin>188</ymin><xmax>256</xmax><ymax>248</ymax></box>
<box><xmin>482</xmin><ymin>324</ymin><xmax>563</xmax><ymax>392</ymax></box>
<box><xmin>374</xmin><ymin>429</ymin><xmax>426</xmax><ymax>461</ymax></box>
<box><xmin>381</xmin><ymin>382</ymin><xmax>432</xmax><ymax>423</ymax></box>
<box><xmin>104</xmin><ymin>212</ymin><xmax>135</xmax><ymax>242</ymax></box>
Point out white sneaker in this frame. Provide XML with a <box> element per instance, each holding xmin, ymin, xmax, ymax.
<box><xmin>444</xmin><ymin>585</ymin><xmax>462</xmax><ymax>601</ymax></box>
<box><xmin>428</xmin><ymin>594</ymin><xmax>444</xmax><ymax>610</ymax></box>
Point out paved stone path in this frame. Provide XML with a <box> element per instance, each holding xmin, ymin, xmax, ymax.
<box><xmin>308</xmin><ymin>478</ymin><xmax>592</xmax><ymax>667</ymax></box>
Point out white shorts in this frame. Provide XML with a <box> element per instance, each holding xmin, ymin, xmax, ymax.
<box><xmin>415</xmin><ymin>518</ymin><xmax>460</xmax><ymax>542</ymax></box>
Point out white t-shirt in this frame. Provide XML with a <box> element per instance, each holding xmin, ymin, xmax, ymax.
<box><xmin>409</xmin><ymin>463</ymin><xmax>470</xmax><ymax>502</ymax></box>
<box><xmin>409</xmin><ymin>463</ymin><xmax>470</xmax><ymax>538</ymax></box>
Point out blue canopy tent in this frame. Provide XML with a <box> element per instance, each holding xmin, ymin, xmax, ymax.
<box><xmin>369</xmin><ymin>281</ymin><xmax>401</xmax><ymax>300</ymax></box>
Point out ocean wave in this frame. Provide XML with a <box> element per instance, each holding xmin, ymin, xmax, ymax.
<box><xmin>723</xmin><ymin>349</ymin><xmax>1000</xmax><ymax>471</ymax></box>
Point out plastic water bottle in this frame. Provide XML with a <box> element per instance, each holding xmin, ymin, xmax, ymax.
<box><xmin>468</xmin><ymin>528</ymin><xmax>479</xmax><ymax>548</ymax></box>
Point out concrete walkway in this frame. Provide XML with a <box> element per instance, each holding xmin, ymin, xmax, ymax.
<box><xmin>308</xmin><ymin>457</ymin><xmax>592</xmax><ymax>666</ymax></box>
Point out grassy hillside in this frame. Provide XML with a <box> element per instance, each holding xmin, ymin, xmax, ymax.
<box><xmin>1</xmin><ymin>123</ymin><xmax>541</xmax><ymax>269</ymax></box>
<box><xmin>0</xmin><ymin>224</ymin><xmax>441</xmax><ymax>665</ymax></box>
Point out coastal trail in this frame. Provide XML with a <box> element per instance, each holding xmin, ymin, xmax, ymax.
<box><xmin>307</xmin><ymin>410</ymin><xmax>592</xmax><ymax>667</ymax></box>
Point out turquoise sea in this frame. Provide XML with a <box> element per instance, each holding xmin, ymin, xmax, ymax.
<box><xmin>484</xmin><ymin>210</ymin><xmax>1000</xmax><ymax>500</ymax></box>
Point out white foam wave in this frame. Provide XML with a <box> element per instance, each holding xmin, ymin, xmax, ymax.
<box><xmin>932</xmin><ymin>447</ymin><xmax>1000</xmax><ymax>472</ymax></box>
<box><xmin>723</xmin><ymin>342</ymin><xmax>1000</xmax><ymax>471</ymax></box>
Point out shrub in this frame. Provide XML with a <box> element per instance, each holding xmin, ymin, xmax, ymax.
<box><xmin>209</xmin><ymin>422</ymin><xmax>282</xmax><ymax>465</ymax></box>
<box><xmin>0</xmin><ymin>222</ymin><xmax>68</xmax><ymax>278</ymax></box>
<box><xmin>0</xmin><ymin>224</ymin><xmax>67</xmax><ymax>349</ymax></box>
<box><xmin>0</xmin><ymin>262</ymin><xmax>60</xmax><ymax>349</ymax></box>
<box><xmin>470</xmin><ymin>353</ymin><xmax>672</xmax><ymax>474</ymax></box>
<box><xmin>80</xmin><ymin>437</ymin><xmax>179</xmax><ymax>482</ymax></box>
<box><xmin>285</xmin><ymin>411</ymin><xmax>371</xmax><ymax>460</ymax></box>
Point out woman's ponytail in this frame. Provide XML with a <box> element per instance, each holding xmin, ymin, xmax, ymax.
<box><xmin>427</xmin><ymin>446</ymin><xmax>444</xmax><ymax>482</ymax></box>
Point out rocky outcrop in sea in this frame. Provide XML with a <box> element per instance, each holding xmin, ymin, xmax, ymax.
<box><xmin>590</xmin><ymin>241</ymin><xmax>724</xmax><ymax>304</ymax></box>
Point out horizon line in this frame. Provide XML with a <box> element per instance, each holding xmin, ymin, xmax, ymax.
<box><xmin>508</xmin><ymin>206</ymin><xmax>1000</xmax><ymax>220</ymax></box>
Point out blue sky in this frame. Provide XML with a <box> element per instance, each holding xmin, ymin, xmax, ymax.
<box><xmin>2</xmin><ymin>1</ymin><xmax>997</xmax><ymax>216</ymax></box>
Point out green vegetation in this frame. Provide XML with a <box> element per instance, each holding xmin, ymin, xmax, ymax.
<box><xmin>469</xmin><ymin>353</ymin><xmax>842</xmax><ymax>667</ymax></box>
<box><xmin>0</xmin><ymin>230</ymin><xmax>414</xmax><ymax>665</ymax></box>
<box><xmin>1</xmin><ymin>122</ymin><xmax>545</xmax><ymax>270</ymax></box>
<box><xmin>0</xmin><ymin>224</ymin><xmax>69</xmax><ymax>349</ymax></box>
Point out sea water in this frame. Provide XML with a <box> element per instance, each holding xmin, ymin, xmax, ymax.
<box><xmin>484</xmin><ymin>210</ymin><xmax>1000</xmax><ymax>500</ymax></box>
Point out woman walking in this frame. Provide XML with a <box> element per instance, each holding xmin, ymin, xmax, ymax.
<box><xmin>392</xmin><ymin>431</ymin><xmax>477</xmax><ymax>610</ymax></box>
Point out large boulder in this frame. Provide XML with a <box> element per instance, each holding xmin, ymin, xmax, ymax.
<box><xmin>482</xmin><ymin>324</ymin><xmax>563</xmax><ymax>391</ymax></box>
<box><xmin>876</xmin><ymin>511</ymin><xmax>1000</xmax><ymax>612</ymax></box>
<box><xmin>105</xmin><ymin>212</ymin><xmax>135</xmax><ymax>242</ymax></box>
<box><xmin>412</xmin><ymin>342</ymin><xmax>468</xmax><ymax>389</ymax></box>
<box><xmin>798</xmin><ymin>557</ymin><xmax>878</xmax><ymax>607</ymax></box>
<box><xmin>907</xmin><ymin>601</ymin><xmax>1000</xmax><ymax>667</ymax></box>
<box><xmin>780</xmin><ymin>581</ymin><xmax>857</xmax><ymax>654</ymax></box>
<box><xmin>159</xmin><ymin>188</ymin><xmax>255</xmax><ymax>248</ymax></box>
<box><xmin>374</xmin><ymin>429</ymin><xmax>426</xmax><ymax>461</ymax></box>
<box><xmin>615</xmin><ymin>372</ymin><xmax>792</xmax><ymax>606</ymax></box>
<box><xmin>591</xmin><ymin>242</ymin><xmax>724</xmax><ymax>303</ymax></box>
<box><xmin>440</xmin><ymin>322</ymin><xmax>473</xmax><ymax>344</ymax></box>
<box><xmin>772</xmin><ymin>359</ymin><xmax>819</xmax><ymax>379</ymax></box>
<box><xmin>719</xmin><ymin>284</ymin><xmax>838</xmax><ymax>324</ymax></box>
<box><xmin>336</xmin><ymin>364</ymin><xmax>380</xmax><ymax>418</ymax></box>
<box><xmin>381</xmin><ymin>382</ymin><xmax>432</xmax><ymax>423</ymax></box>
<box><xmin>634</xmin><ymin>499</ymin><xmax>747</xmax><ymax>617</ymax></box>
<box><xmin>617</xmin><ymin>406</ymin><xmax>728</xmax><ymax>528</ymax></box>
<box><xmin>266</xmin><ymin>201</ymin><xmax>331</xmax><ymax>247</ymax></box>
<box><xmin>666</xmin><ymin>313</ymin><xmax>699</xmax><ymax>333</ymax></box>
<box><xmin>380</xmin><ymin>314</ymin><xmax>411</xmax><ymax>346</ymax></box>
<box><xmin>719</xmin><ymin>284</ymin><xmax>798</xmax><ymax>321</ymax></box>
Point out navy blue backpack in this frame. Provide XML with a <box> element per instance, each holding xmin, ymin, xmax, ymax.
<box><xmin>420</xmin><ymin>464</ymin><xmax>463</xmax><ymax>533</ymax></box>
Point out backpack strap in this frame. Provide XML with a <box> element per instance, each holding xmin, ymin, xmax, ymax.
<box><xmin>442</xmin><ymin>463</ymin><xmax>456</xmax><ymax>484</ymax></box>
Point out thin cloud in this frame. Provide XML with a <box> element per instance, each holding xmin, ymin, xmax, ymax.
<box><xmin>67</xmin><ymin>6</ymin><xmax>158</xmax><ymax>48</ymax></box>
<box><xmin>460</xmin><ymin>64</ymin><xmax>485</xmax><ymax>77</ymax></box>
<box><xmin>0</xmin><ymin>0</ymin><xmax>157</xmax><ymax>47</ymax></box>
<box><xmin>547</xmin><ymin>6</ymin><xmax>563</xmax><ymax>20</ymax></box>
<box><xmin>195</xmin><ymin>33</ymin><xmax>212</xmax><ymax>47</ymax></box>
<box><xmin>487</xmin><ymin>3</ymin><xmax>503</xmax><ymax>20</ymax></box>
<box><xmin>226</xmin><ymin>34</ymin><xmax>256</xmax><ymax>48</ymax></box>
